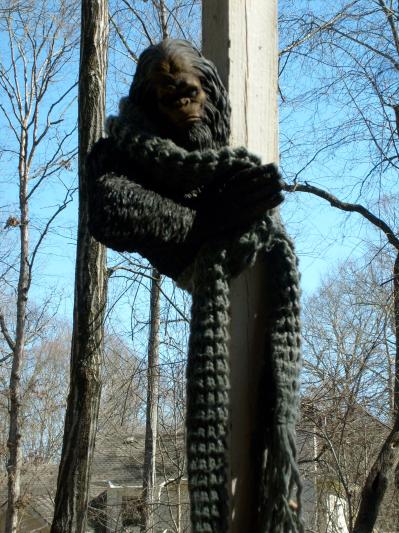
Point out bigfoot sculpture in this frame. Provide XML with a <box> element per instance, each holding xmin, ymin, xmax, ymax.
<box><xmin>88</xmin><ymin>39</ymin><xmax>302</xmax><ymax>533</ymax></box>
<box><xmin>88</xmin><ymin>39</ymin><xmax>283</xmax><ymax>277</ymax></box>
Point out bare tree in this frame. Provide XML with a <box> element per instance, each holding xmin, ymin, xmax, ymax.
<box><xmin>280</xmin><ymin>1</ymin><xmax>399</xmax><ymax>530</ymax></box>
<box><xmin>20</xmin><ymin>327</ymin><xmax>71</xmax><ymax>463</ymax></box>
<box><xmin>0</xmin><ymin>2</ymin><xmax>78</xmax><ymax>530</ymax></box>
<box><xmin>141</xmin><ymin>269</ymin><xmax>161</xmax><ymax>532</ymax></box>
<box><xmin>299</xmin><ymin>258</ymin><xmax>397</xmax><ymax>532</ymax></box>
<box><xmin>51</xmin><ymin>0</ymin><xmax>108</xmax><ymax>531</ymax></box>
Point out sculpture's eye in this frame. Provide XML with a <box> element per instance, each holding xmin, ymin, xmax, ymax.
<box><xmin>159</xmin><ymin>94</ymin><xmax>173</xmax><ymax>106</ymax></box>
<box><xmin>188</xmin><ymin>88</ymin><xmax>198</xmax><ymax>98</ymax></box>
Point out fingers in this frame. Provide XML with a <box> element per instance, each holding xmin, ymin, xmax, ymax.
<box><xmin>225</xmin><ymin>164</ymin><xmax>282</xmax><ymax>195</ymax></box>
<box><xmin>242</xmin><ymin>188</ymin><xmax>284</xmax><ymax>208</ymax></box>
<box><xmin>88</xmin><ymin>138</ymin><xmax>123</xmax><ymax>179</ymax></box>
<box><xmin>235</xmin><ymin>191</ymin><xmax>284</xmax><ymax>219</ymax></box>
<box><xmin>214</xmin><ymin>163</ymin><xmax>284</xmax><ymax>227</ymax></box>
<box><xmin>222</xmin><ymin>163</ymin><xmax>283</xmax><ymax>208</ymax></box>
<box><xmin>251</xmin><ymin>190</ymin><xmax>284</xmax><ymax>211</ymax></box>
<box><xmin>232</xmin><ymin>163</ymin><xmax>280</xmax><ymax>182</ymax></box>
<box><xmin>199</xmin><ymin>176</ymin><xmax>284</xmax><ymax>237</ymax></box>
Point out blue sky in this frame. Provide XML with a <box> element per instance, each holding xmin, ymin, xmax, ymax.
<box><xmin>1</xmin><ymin>0</ymin><xmax>394</xmax><ymax>327</ymax></box>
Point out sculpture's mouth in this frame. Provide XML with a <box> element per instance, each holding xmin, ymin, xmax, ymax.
<box><xmin>179</xmin><ymin>115</ymin><xmax>201</xmax><ymax>126</ymax></box>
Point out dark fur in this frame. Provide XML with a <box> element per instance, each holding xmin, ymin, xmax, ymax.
<box><xmin>87</xmin><ymin>41</ymin><xmax>303</xmax><ymax>533</ymax></box>
<box><xmin>88</xmin><ymin>39</ymin><xmax>283</xmax><ymax>278</ymax></box>
<box><xmin>122</xmin><ymin>39</ymin><xmax>231</xmax><ymax>150</ymax></box>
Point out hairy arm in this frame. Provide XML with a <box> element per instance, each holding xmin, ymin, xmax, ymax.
<box><xmin>113</xmin><ymin>133</ymin><xmax>263</xmax><ymax>195</ymax></box>
<box><xmin>87</xmin><ymin>139</ymin><xmax>207</xmax><ymax>277</ymax></box>
<box><xmin>87</xmin><ymin>138</ymin><xmax>284</xmax><ymax>278</ymax></box>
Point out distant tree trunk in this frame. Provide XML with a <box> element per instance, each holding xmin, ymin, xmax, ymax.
<box><xmin>158</xmin><ymin>0</ymin><xmax>168</xmax><ymax>39</ymax></box>
<box><xmin>141</xmin><ymin>269</ymin><xmax>161</xmax><ymax>533</ymax></box>
<box><xmin>353</xmin><ymin>251</ymin><xmax>399</xmax><ymax>533</ymax></box>
<box><xmin>141</xmin><ymin>8</ymin><xmax>165</xmax><ymax>530</ymax></box>
<box><xmin>51</xmin><ymin>1</ymin><xmax>108</xmax><ymax>532</ymax></box>
<box><xmin>394</xmin><ymin>253</ymin><xmax>399</xmax><ymax>416</ymax></box>
<box><xmin>5</xmin><ymin>132</ymin><xmax>29</xmax><ymax>533</ymax></box>
<box><xmin>353</xmin><ymin>425</ymin><xmax>399</xmax><ymax>533</ymax></box>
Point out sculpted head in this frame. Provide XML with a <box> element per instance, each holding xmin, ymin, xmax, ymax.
<box><xmin>108</xmin><ymin>39</ymin><xmax>231</xmax><ymax>151</ymax></box>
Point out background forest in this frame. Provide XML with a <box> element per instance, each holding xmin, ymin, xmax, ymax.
<box><xmin>0</xmin><ymin>0</ymin><xmax>398</xmax><ymax>532</ymax></box>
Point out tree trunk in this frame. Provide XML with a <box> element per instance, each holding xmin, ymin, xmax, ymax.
<box><xmin>395</xmin><ymin>242</ymin><xmax>399</xmax><ymax>415</ymax></box>
<box><xmin>353</xmin><ymin>252</ymin><xmax>399</xmax><ymax>533</ymax></box>
<box><xmin>141</xmin><ymin>269</ymin><xmax>161</xmax><ymax>533</ymax></box>
<box><xmin>158</xmin><ymin>0</ymin><xmax>168</xmax><ymax>39</ymax></box>
<box><xmin>5</xmin><ymin>129</ymin><xmax>29</xmax><ymax>533</ymax></box>
<box><xmin>51</xmin><ymin>1</ymin><xmax>108</xmax><ymax>532</ymax></box>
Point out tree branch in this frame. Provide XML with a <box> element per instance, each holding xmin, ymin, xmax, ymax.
<box><xmin>279</xmin><ymin>9</ymin><xmax>351</xmax><ymax>56</ymax></box>
<box><xmin>0</xmin><ymin>312</ymin><xmax>15</xmax><ymax>352</ymax></box>
<box><xmin>376</xmin><ymin>0</ymin><xmax>399</xmax><ymax>57</ymax></box>
<box><xmin>284</xmin><ymin>181</ymin><xmax>399</xmax><ymax>250</ymax></box>
<box><xmin>110</xmin><ymin>15</ymin><xmax>138</xmax><ymax>62</ymax></box>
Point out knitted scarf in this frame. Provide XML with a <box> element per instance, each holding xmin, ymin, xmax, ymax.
<box><xmin>96</xmin><ymin>119</ymin><xmax>303</xmax><ymax>532</ymax></box>
<box><xmin>184</xmin><ymin>216</ymin><xmax>302</xmax><ymax>533</ymax></box>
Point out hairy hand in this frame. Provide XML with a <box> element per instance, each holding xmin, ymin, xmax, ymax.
<box><xmin>87</xmin><ymin>138</ymin><xmax>126</xmax><ymax>181</ymax></box>
<box><xmin>223</xmin><ymin>163</ymin><xmax>283</xmax><ymax>212</ymax></box>
<box><xmin>197</xmin><ymin>163</ymin><xmax>283</xmax><ymax>238</ymax></box>
<box><xmin>210</xmin><ymin>163</ymin><xmax>284</xmax><ymax>233</ymax></box>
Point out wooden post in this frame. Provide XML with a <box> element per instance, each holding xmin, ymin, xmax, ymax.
<box><xmin>202</xmin><ymin>2</ymin><xmax>278</xmax><ymax>531</ymax></box>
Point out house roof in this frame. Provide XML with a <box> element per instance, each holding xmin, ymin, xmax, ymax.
<box><xmin>0</xmin><ymin>464</ymin><xmax>57</xmax><ymax>525</ymax></box>
<box><xmin>0</xmin><ymin>431</ymin><xmax>186</xmax><ymax>524</ymax></box>
<box><xmin>91</xmin><ymin>431</ymin><xmax>185</xmax><ymax>490</ymax></box>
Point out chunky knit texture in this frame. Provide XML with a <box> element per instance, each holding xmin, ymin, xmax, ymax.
<box><xmin>108</xmin><ymin>130</ymin><xmax>261</xmax><ymax>195</ymax></box>
<box><xmin>87</xmin><ymin>38</ymin><xmax>303</xmax><ymax>533</ymax></box>
<box><xmin>88</xmin><ymin>133</ymin><xmax>303</xmax><ymax>532</ymax></box>
<box><xmin>185</xmin><ymin>216</ymin><xmax>302</xmax><ymax>533</ymax></box>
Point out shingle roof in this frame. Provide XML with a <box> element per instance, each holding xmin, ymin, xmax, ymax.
<box><xmin>0</xmin><ymin>431</ymin><xmax>186</xmax><ymax>523</ymax></box>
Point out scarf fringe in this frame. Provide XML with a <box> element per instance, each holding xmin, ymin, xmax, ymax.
<box><xmin>260</xmin><ymin>424</ymin><xmax>303</xmax><ymax>533</ymax></box>
<box><xmin>184</xmin><ymin>219</ymin><xmax>303</xmax><ymax>533</ymax></box>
